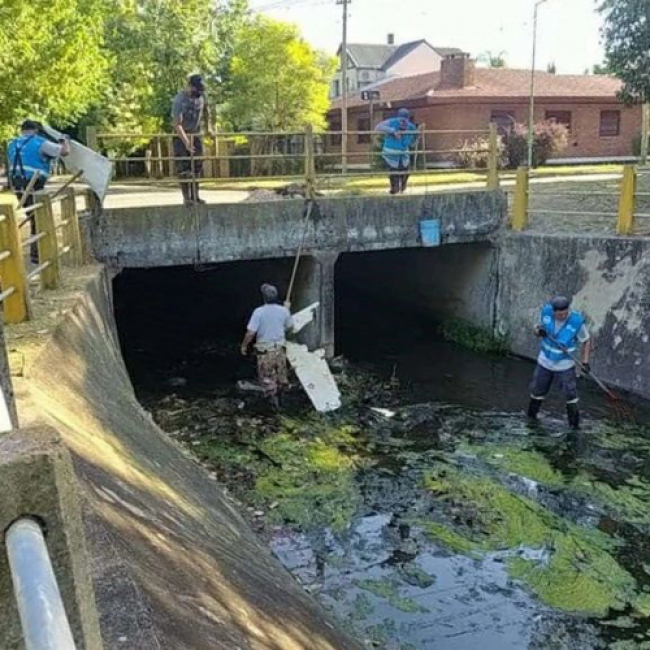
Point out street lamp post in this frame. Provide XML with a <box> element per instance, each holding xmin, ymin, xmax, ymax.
<box><xmin>528</xmin><ymin>0</ymin><xmax>548</xmax><ymax>168</ymax></box>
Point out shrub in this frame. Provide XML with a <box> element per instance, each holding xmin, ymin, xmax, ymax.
<box><xmin>502</xmin><ymin>120</ymin><xmax>569</xmax><ymax>168</ymax></box>
<box><xmin>456</xmin><ymin>135</ymin><xmax>506</xmax><ymax>169</ymax></box>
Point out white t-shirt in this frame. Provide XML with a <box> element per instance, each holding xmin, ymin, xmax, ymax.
<box><xmin>247</xmin><ymin>304</ymin><xmax>293</xmax><ymax>349</ymax></box>
<box><xmin>537</xmin><ymin>318</ymin><xmax>590</xmax><ymax>372</ymax></box>
<box><xmin>40</xmin><ymin>140</ymin><xmax>63</xmax><ymax>159</ymax></box>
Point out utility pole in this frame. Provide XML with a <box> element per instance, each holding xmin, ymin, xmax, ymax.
<box><xmin>337</xmin><ymin>0</ymin><xmax>350</xmax><ymax>175</ymax></box>
<box><xmin>528</xmin><ymin>0</ymin><xmax>548</xmax><ymax>168</ymax></box>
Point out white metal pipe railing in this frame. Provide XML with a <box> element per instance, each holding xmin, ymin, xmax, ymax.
<box><xmin>5</xmin><ymin>518</ymin><xmax>77</xmax><ymax>650</ymax></box>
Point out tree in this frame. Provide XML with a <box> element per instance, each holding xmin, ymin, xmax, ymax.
<box><xmin>479</xmin><ymin>51</ymin><xmax>507</xmax><ymax>69</ymax></box>
<box><xmin>224</xmin><ymin>16</ymin><xmax>336</xmax><ymax>131</ymax></box>
<box><xmin>80</xmin><ymin>0</ymin><xmax>249</xmax><ymax>147</ymax></box>
<box><xmin>592</xmin><ymin>62</ymin><xmax>612</xmax><ymax>75</ymax></box>
<box><xmin>547</xmin><ymin>62</ymin><xmax>557</xmax><ymax>74</ymax></box>
<box><xmin>600</xmin><ymin>0</ymin><xmax>650</xmax><ymax>102</ymax></box>
<box><xmin>0</xmin><ymin>0</ymin><xmax>108</xmax><ymax>140</ymax></box>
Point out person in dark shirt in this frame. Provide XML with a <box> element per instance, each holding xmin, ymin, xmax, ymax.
<box><xmin>172</xmin><ymin>74</ymin><xmax>212</xmax><ymax>206</ymax></box>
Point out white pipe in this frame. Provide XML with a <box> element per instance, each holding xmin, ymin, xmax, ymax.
<box><xmin>6</xmin><ymin>519</ymin><xmax>77</xmax><ymax>650</ymax></box>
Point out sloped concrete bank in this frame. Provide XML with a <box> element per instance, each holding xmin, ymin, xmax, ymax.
<box><xmin>498</xmin><ymin>232</ymin><xmax>650</xmax><ymax>395</ymax></box>
<box><xmin>8</xmin><ymin>266</ymin><xmax>360</xmax><ymax>650</ymax></box>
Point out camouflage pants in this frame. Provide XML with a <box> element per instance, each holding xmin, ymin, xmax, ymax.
<box><xmin>256</xmin><ymin>347</ymin><xmax>289</xmax><ymax>396</ymax></box>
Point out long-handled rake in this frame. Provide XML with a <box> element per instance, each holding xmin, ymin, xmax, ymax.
<box><xmin>548</xmin><ymin>334</ymin><xmax>636</xmax><ymax>423</ymax></box>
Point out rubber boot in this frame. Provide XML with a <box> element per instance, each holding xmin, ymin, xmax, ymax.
<box><xmin>527</xmin><ymin>398</ymin><xmax>543</xmax><ymax>420</ymax></box>
<box><xmin>567</xmin><ymin>403</ymin><xmax>580</xmax><ymax>430</ymax></box>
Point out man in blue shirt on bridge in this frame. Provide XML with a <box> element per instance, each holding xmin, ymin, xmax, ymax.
<box><xmin>376</xmin><ymin>108</ymin><xmax>419</xmax><ymax>195</ymax></box>
<box><xmin>7</xmin><ymin>120</ymin><xmax>70</xmax><ymax>261</ymax></box>
<box><xmin>528</xmin><ymin>296</ymin><xmax>592</xmax><ymax>430</ymax></box>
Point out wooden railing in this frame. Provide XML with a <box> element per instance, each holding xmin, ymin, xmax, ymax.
<box><xmin>0</xmin><ymin>188</ymin><xmax>91</xmax><ymax>324</ymax></box>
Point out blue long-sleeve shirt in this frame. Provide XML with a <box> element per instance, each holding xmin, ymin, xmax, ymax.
<box><xmin>376</xmin><ymin>118</ymin><xmax>418</xmax><ymax>168</ymax></box>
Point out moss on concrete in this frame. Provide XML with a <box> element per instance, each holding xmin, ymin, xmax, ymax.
<box><xmin>440</xmin><ymin>319</ymin><xmax>508</xmax><ymax>354</ymax></box>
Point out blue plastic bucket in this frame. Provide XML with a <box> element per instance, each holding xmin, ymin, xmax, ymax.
<box><xmin>420</xmin><ymin>219</ymin><xmax>441</xmax><ymax>247</ymax></box>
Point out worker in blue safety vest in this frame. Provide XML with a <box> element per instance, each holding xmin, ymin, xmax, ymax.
<box><xmin>528</xmin><ymin>296</ymin><xmax>593</xmax><ymax>430</ymax></box>
<box><xmin>376</xmin><ymin>108</ymin><xmax>419</xmax><ymax>195</ymax></box>
<box><xmin>7</xmin><ymin>120</ymin><xmax>70</xmax><ymax>262</ymax></box>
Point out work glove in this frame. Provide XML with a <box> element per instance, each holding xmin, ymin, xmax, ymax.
<box><xmin>535</xmin><ymin>325</ymin><xmax>547</xmax><ymax>338</ymax></box>
<box><xmin>581</xmin><ymin>362</ymin><xmax>591</xmax><ymax>375</ymax></box>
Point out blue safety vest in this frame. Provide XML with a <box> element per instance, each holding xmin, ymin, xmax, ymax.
<box><xmin>7</xmin><ymin>135</ymin><xmax>52</xmax><ymax>180</ymax></box>
<box><xmin>381</xmin><ymin>118</ymin><xmax>417</xmax><ymax>169</ymax></box>
<box><xmin>539</xmin><ymin>304</ymin><xmax>585</xmax><ymax>363</ymax></box>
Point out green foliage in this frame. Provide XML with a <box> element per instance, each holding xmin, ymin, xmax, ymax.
<box><xmin>479</xmin><ymin>51</ymin><xmax>507</xmax><ymax>68</ymax></box>
<box><xmin>440</xmin><ymin>319</ymin><xmax>508</xmax><ymax>354</ymax></box>
<box><xmin>224</xmin><ymin>16</ymin><xmax>336</xmax><ymax>131</ymax></box>
<box><xmin>0</xmin><ymin>0</ymin><xmax>108</xmax><ymax>139</ymax></box>
<box><xmin>502</xmin><ymin>120</ymin><xmax>569</xmax><ymax>169</ymax></box>
<box><xmin>600</xmin><ymin>0</ymin><xmax>650</xmax><ymax>103</ymax></box>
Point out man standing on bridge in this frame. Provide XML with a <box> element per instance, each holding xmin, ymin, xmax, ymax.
<box><xmin>172</xmin><ymin>74</ymin><xmax>212</xmax><ymax>207</ymax></box>
<box><xmin>241</xmin><ymin>284</ymin><xmax>294</xmax><ymax>407</ymax></box>
<box><xmin>7</xmin><ymin>120</ymin><xmax>70</xmax><ymax>261</ymax></box>
<box><xmin>528</xmin><ymin>296</ymin><xmax>592</xmax><ymax>430</ymax></box>
<box><xmin>376</xmin><ymin>108</ymin><xmax>419</xmax><ymax>195</ymax></box>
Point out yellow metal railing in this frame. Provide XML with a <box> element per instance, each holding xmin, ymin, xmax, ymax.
<box><xmin>0</xmin><ymin>188</ymin><xmax>90</xmax><ymax>324</ymax></box>
<box><xmin>509</xmin><ymin>164</ymin><xmax>650</xmax><ymax>236</ymax></box>
<box><xmin>87</xmin><ymin>124</ymin><xmax>502</xmax><ymax>192</ymax></box>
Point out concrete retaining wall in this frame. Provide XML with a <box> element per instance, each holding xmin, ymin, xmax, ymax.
<box><xmin>93</xmin><ymin>191</ymin><xmax>506</xmax><ymax>268</ymax></box>
<box><xmin>11</xmin><ymin>267</ymin><xmax>361</xmax><ymax>650</ymax></box>
<box><xmin>498</xmin><ymin>233</ymin><xmax>650</xmax><ymax>395</ymax></box>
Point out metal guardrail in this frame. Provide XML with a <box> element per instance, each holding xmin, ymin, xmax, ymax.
<box><xmin>0</xmin><ymin>187</ymin><xmax>89</xmax><ymax>323</ymax></box>
<box><xmin>6</xmin><ymin>518</ymin><xmax>77</xmax><ymax>650</ymax></box>
<box><xmin>510</xmin><ymin>164</ymin><xmax>650</xmax><ymax>235</ymax></box>
<box><xmin>86</xmin><ymin>124</ymin><xmax>502</xmax><ymax>192</ymax></box>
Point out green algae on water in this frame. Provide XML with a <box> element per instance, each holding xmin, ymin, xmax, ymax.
<box><xmin>459</xmin><ymin>442</ymin><xmax>566</xmax><ymax>487</ymax></box>
<box><xmin>421</xmin><ymin>464</ymin><xmax>637</xmax><ymax>616</ymax></box>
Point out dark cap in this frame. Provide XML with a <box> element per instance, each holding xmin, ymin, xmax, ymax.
<box><xmin>551</xmin><ymin>296</ymin><xmax>571</xmax><ymax>311</ymax></box>
<box><xmin>188</xmin><ymin>74</ymin><xmax>205</xmax><ymax>92</ymax></box>
<box><xmin>21</xmin><ymin>119</ymin><xmax>40</xmax><ymax>131</ymax></box>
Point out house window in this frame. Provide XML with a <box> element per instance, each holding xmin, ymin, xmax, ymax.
<box><xmin>600</xmin><ymin>110</ymin><xmax>621</xmax><ymax>137</ymax></box>
<box><xmin>545</xmin><ymin>110</ymin><xmax>572</xmax><ymax>131</ymax></box>
<box><xmin>332</xmin><ymin>80</ymin><xmax>341</xmax><ymax>97</ymax></box>
<box><xmin>490</xmin><ymin>110</ymin><xmax>516</xmax><ymax>134</ymax></box>
<box><xmin>357</xmin><ymin>117</ymin><xmax>371</xmax><ymax>144</ymax></box>
<box><xmin>329</xmin><ymin>120</ymin><xmax>342</xmax><ymax>146</ymax></box>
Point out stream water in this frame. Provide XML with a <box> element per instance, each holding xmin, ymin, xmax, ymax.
<box><xmin>117</xmin><ymin>287</ymin><xmax>650</xmax><ymax>650</ymax></box>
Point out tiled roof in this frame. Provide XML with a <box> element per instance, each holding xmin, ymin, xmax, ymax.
<box><xmin>345</xmin><ymin>41</ymin><xmax>463</xmax><ymax>70</ymax></box>
<box><xmin>331</xmin><ymin>68</ymin><xmax>624</xmax><ymax>110</ymax></box>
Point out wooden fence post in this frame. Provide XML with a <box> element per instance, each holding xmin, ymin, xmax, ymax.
<box><xmin>0</xmin><ymin>196</ymin><xmax>31</xmax><ymax>323</ymax></box>
<box><xmin>34</xmin><ymin>195</ymin><xmax>60</xmax><ymax>289</ymax></box>
<box><xmin>511</xmin><ymin>167</ymin><xmax>530</xmax><ymax>231</ymax></box>
<box><xmin>486</xmin><ymin>122</ymin><xmax>500</xmax><ymax>190</ymax></box>
<box><xmin>62</xmin><ymin>189</ymin><xmax>83</xmax><ymax>266</ymax></box>
<box><xmin>304</xmin><ymin>124</ymin><xmax>316</xmax><ymax>197</ymax></box>
<box><xmin>617</xmin><ymin>165</ymin><xmax>637</xmax><ymax>235</ymax></box>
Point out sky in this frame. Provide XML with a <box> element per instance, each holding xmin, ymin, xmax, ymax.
<box><xmin>249</xmin><ymin>0</ymin><xmax>606</xmax><ymax>74</ymax></box>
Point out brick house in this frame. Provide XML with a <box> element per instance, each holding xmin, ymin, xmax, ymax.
<box><xmin>331</xmin><ymin>36</ymin><xmax>462</xmax><ymax>99</ymax></box>
<box><xmin>328</xmin><ymin>53</ymin><xmax>641</xmax><ymax>165</ymax></box>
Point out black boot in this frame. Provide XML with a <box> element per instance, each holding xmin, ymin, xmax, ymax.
<box><xmin>180</xmin><ymin>181</ymin><xmax>192</xmax><ymax>206</ymax></box>
<box><xmin>567</xmin><ymin>403</ymin><xmax>580</xmax><ymax>430</ymax></box>
<box><xmin>527</xmin><ymin>398</ymin><xmax>543</xmax><ymax>420</ymax></box>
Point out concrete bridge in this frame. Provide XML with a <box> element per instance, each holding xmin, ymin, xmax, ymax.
<box><xmin>93</xmin><ymin>191</ymin><xmax>505</xmax><ymax>355</ymax></box>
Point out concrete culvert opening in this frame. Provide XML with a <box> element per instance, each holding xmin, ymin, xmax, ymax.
<box><xmin>114</xmin><ymin>256</ymin><xmax>321</xmax><ymax>395</ymax></box>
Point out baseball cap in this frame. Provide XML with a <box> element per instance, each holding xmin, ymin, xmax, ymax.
<box><xmin>188</xmin><ymin>74</ymin><xmax>205</xmax><ymax>92</ymax></box>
